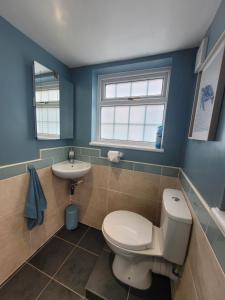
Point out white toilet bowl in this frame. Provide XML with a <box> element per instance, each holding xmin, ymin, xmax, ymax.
<box><xmin>102</xmin><ymin>189</ymin><xmax>192</xmax><ymax>290</ymax></box>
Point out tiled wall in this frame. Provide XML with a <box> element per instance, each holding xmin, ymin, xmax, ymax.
<box><xmin>0</xmin><ymin>167</ymin><xmax>70</xmax><ymax>285</ymax></box>
<box><xmin>174</xmin><ymin>171</ymin><xmax>225</xmax><ymax>300</ymax></box>
<box><xmin>68</xmin><ymin>147</ymin><xmax>179</xmax><ymax>229</ymax></box>
<box><xmin>0</xmin><ymin>145</ymin><xmax>179</xmax><ymax>286</ymax></box>
<box><xmin>0</xmin><ymin>146</ymin><xmax>70</xmax><ymax>180</ymax></box>
<box><xmin>71</xmin><ymin>164</ymin><xmax>179</xmax><ymax>229</ymax></box>
<box><xmin>2</xmin><ymin>145</ymin><xmax>225</xmax><ymax>296</ymax></box>
<box><xmin>70</xmin><ymin>146</ymin><xmax>179</xmax><ymax>229</ymax></box>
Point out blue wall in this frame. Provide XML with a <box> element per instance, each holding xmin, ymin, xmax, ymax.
<box><xmin>71</xmin><ymin>50</ymin><xmax>196</xmax><ymax>167</ymax></box>
<box><xmin>0</xmin><ymin>17</ymin><xmax>73</xmax><ymax>165</ymax></box>
<box><xmin>182</xmin><ymin>0</ymin><xmax>225</xmax><ymax>207</ymax></box>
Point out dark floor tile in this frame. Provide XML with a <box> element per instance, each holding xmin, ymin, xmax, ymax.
<box><xmin>38</xmin><ymin>280</ymin><xmax>82</xmax><ymax>300</ymax></box>
<box><xmin>55</xmin><ymin>247</ymin><xmax>97</xmax><ymax>296</ymax></box>
<box><xmin>79</xmin><ymin>227</ymin><xmax>106</xmax><ymax>255</ymax></box>
<box><xmin>29</xmin><ymin>237</ymin><xmax>73</xmax><ymax>276</ymax></box>
<box><xmin>103</xmin><ymin>242</ymin><xmax>111</xmax><ymax>253</ymax></box>
<box><xmin>0</xmin><ymin>264</ymin><xmax>49</xmax><ymax>300</ymax></box>
<box><xmin>128</xmin><ymin>274</ymin><xmax>171</xmax><ymax>300</ymax></box>
<box><xmin>86</xmin><ymin>289</ymin><xmax>104</xmax><ymax>300</ymax></box>
<box><xmin>56</xmin><ymin>223</ymin><xmax>89</xmax><ymax>244</ymax></box>
<box><xmin>86</xmin><ymin>251</ymin><xmax>128</xmax><ymax>300</ymax></box>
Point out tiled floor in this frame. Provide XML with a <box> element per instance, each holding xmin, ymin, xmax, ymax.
<box><xmin>0</xmin><ymin>223</ymin><xmax>171</xmax><ymax>300</ymax></box>
<box><xmin>86</xmin><ymin>251</ymin><xmax>171</xmax><ymax>300</ymax></box>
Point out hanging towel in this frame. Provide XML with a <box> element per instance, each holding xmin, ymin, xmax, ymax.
<box><xmin>24</xmin><ymin>165</ymin><xmax>47</xmax><ymax>230</ymax></box>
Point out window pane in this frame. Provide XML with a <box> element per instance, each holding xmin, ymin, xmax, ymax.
<box><xmin>48</xmin><ymin>108</ymin><xmax>58</xmax><ymax>122</ymax></box>
<box><xmin>148</xmin><ymin>79</ymin><xmax>163</xmax><ymax>96</ymax></box>
<box><xmin>37</xmin><ymin>122</ymin><xmax>42</xmax><ymax>133</ymax></box>
<box><xmin>128</xmin><ymin>125</ymin><xmax>144</xmax><ymax>141</ymax></box>
<box><xmin>114</xmin><ymin>125</ymin><xmax>128</xmax><ymax>140</ymax></box>
<box><xmin>101</xmin><ymin>107</ymin><xmax>114</xmax><ymax>123</ymax></box>
<box><xmin>146</xmin><ymin>105</ymin><xmax>164</xmax><ymax>124</ymax></box>
<box><xmin>115</xmin><ymin>106</ymin><xmax>129</xmax><ymax>123</ymax></box>
<box><xmin>49</xmin><ymin>122</ymin><xmax>59</xmax><ymax>135</ymax></box>
<box><xmin>101</xmin><ymin>124</ymin><xmax>113</xmax><ymax>139</ymax></box>
<box><xmin>40</xmin><ymin>108</ymin><xmax>48</xmax><ymax>122</ymax></box>
<box><xmin>42</xmin><ymin>122</ymin><xmax>48</xmax><ymax>134</ymax></box>
<box><xmin>49</xmin><ymin>89</ymin><xmax>59</xmax><ymax>102</ymax></box>
<box><xmin>144</xmin><ymin>125</ymin><xmax>158</xmax><ymax>142</ymax></box>
<box><xmin>116</xmin><ymin>82</ymin><xmax>131</xmax><ymax>98</ymax></box>
<box><xmin>130</xmin><ymin>106</ymin><xmax>145</xmax><ymax>124</ymax></box>
<box><xmin>36</xmin><ymin>108</ymin><xmax>40</xmax><ymax>121</ymax></box>
<box><xmin>131</xmin><ymin>80</ymin><xmax>148</xmax><ymax>97</ymax></box>
<box><xmin>36</xmin><ymin>91</ymin><xmax>41</xmax><ymax>102</ymax></box>
<box><xmin>105</xmin><ymin>84</ymin><xmax>116</xmax><ymax>98</ymax></box>
<box><xmin>56</xmin><ymin>108</ymin><xmax>60</xmax><ymax>122</ymax></box>
<box><xmin>41</xmin><ymin>90</ymin><xmax>48</xmax><ymax>102</ymax></box>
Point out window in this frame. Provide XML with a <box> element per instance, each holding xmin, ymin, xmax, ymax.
<box><xmin>91</xmin><ymin>68</ymin><xmax>170</xmax><ymax>151</ymax></box>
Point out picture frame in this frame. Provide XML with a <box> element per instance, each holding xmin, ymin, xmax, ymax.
<box><xmin>195</xmin><ymin>37</ymin><xmax>208</xmax><ymax>73</ymax></box>
<box><xmin>189</xmin><ymin>37</ymin><xmax>225</xmax><ymax>141</ymax></box>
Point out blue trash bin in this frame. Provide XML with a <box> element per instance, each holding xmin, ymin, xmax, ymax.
<box><xmin>65</xmin><ymin>204</ymin><xmax>78</xmax><ymax>230</ymax></box>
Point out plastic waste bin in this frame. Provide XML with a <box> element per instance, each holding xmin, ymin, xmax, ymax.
<box><xmin>65</xmin><ymin>204</ymin><xmax>78</xmax><ymax>230</ymax></box>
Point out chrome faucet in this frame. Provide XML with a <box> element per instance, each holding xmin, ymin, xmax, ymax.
<box><xmin>68</xmin><ymin>148</ymin><xmax>75</xmax><ymax>164</ymax></box>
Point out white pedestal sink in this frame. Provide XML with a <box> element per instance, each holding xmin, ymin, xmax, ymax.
<box><xmin>52</xmin><ymin>160</ymin><xmax>91</xmax><ymax>179</ymax></box>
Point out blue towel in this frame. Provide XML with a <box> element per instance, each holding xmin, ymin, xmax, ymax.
<box><xmin>24</xmin><ymin>166</ymin><xmax>47</xmax><ymax>230</ymax></box>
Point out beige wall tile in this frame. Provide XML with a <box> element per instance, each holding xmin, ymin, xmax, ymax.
<box><xmin>83</xmin><ymin>165</ymin><xmax>110</xmax><ymax>189</ymax></box>
<box><xmin>0</xmin><ymin>166</ymin><xmax>70</xmax><ymax>284</ymax></box>
<box><xmin>72</xmin><ymin>186</ymin><xmax>108</xmax><ymax>229</ymax></box>
<box><xmin>108</xmin><ymin>168</ymin><xmax>161</xmax><ymax>202</ymax></box>
<box><xmin>174</xmin><ymin>261</ymin><xmax>198</xmax><ymax>300</ymax></box>
<box><xmin>38</xmin><ymin>168</ymin><xmax>69</xmax><ymax>212</ymax></box>
<box><xmin>107</xmin><ymin>190</ymin><xmax>158</xmax><ymax>224</ymax></box>
<box><xmin>187</xmin><ymin>212</ymin><xmax>225</xmax><ymax>300</ymax></box>
<box><xmin>159</xmin><ymin>175</ymin><xmax>179</xmax><ymax>197</ymax></box>
<box><xmin>178</xmin><ymin>187</ymin><xmax>225</xmax><ymax>300</ymax></box>
<box><xmin>0</xmin><ymin>173</ymin><xmax>29</xmax><ymax>218</ymax></box>
<box><xmin>30</xmin><ymin>205</ymin><xmax>65</xmax><ymax>254</ymax></box>
<box><xmin>0</xmin><ymin>213</ymin><xmax>31</xmax><ymax>285</ymax></box>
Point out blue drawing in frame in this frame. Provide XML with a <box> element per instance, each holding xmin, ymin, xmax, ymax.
<box><xmin>190</xmin><ymin>37</ymin><xmax>225</xmax><ymax>141</ymax></box>
<box><xmin>200</xmin><ymin>84</ymin><xmax>214</xmax><ymax>111</ymax></box>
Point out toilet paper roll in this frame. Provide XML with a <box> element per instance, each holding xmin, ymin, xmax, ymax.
<box><xmin>107</xmin><ymin>151</ymin><xmax>123</xmax><ymax>163</ymax></box>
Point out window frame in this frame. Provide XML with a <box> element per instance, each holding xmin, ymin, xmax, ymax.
<box><xmin>92</xmin><ymin>67</ymin><xmax>171</xmax><ymax>151</ymax></box>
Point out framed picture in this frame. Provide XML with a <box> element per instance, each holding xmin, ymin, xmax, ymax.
<box><xmin>195</xmin><ymin>37</ymin><xmax>208</xmax><ymax>73</ymax></box>
<box><xmin>189</xmin><ymin>38</ymin><xmax>225</xmax><ymax>141</ymax></box>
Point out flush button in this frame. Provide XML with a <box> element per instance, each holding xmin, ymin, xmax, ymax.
<box><xmin>172</xmin><ymin>197</ymin><xmax>180</xmax><ymax>202</ymax></box>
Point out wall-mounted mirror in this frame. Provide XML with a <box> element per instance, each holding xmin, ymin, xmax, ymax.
<box><xmin>33</xmin><ymin>61</ymin><xmax>73</xmax><ymax>140</ymax></box>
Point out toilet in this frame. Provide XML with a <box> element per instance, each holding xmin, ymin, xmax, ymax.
<box><xmin>102</xmin><ymin>189</ymin><xmax>192</xmax><ymax>290</ymax></box>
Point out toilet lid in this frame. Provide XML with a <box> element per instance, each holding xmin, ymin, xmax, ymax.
<box><xmin>102</xmin><ymin>210</ymin><xmax>153</xmax><ymax>251</ymax></box>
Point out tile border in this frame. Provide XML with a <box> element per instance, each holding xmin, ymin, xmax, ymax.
<box><xmin>74</xmin><ymin>146</ymin><xmax>180</xmax><ymax>176</ymax></box>
<box><xmin>0</xmin><ymin>146</ymin><xmax>180</xmax><ymax>180</ymax></box>
<box><xmin>179</xmin><ymin>170</ymin><xmax>225</xmax><ymax>275</ymax></box>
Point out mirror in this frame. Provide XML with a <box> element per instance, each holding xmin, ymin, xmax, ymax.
<box><xmin>33</xmin><ymin>61</ymin><xmax>73</xmax><ymax>140</ymax></box>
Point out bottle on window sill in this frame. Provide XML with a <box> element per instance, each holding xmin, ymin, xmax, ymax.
<box><xmin>155</xmin><ymin>126</ymin><xmax>163</xmax><ymax>149</ymax></box>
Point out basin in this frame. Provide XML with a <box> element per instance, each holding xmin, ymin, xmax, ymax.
<box><xmin>52</xmin><ymin>160</ymin><xmax>91</xmax><ymax>179</ymax></box>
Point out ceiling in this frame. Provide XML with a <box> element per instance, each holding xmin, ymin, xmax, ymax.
<box><xmin>0</xmin><ymin>0</ymin><xmax>222</xmax><ymax>67</ymax></box>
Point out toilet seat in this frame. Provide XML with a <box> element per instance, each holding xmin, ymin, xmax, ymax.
<box><xmin>102</xmin><ymin>210</ymin><xmax>153</xmax><ymax>251</ymax></box>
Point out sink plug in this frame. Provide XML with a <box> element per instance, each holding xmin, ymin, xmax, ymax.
<box><xmin>70</xmin><ymin>179</ymin><xmax>84</xmax><ymax>195</ymax></box>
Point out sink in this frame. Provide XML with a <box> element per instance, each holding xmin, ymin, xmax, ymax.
<box><xmin>52</xmin><ymin>160</ymin><xmax>91</xmax><ymax>179</ymax></box>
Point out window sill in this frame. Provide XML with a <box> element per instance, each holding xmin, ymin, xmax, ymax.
<box><xmin>89</xmin><ymin>141</ymin><xmax>164</xmax><ymax>152</ymax></box>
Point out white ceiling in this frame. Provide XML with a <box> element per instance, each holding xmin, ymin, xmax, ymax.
<box><xmin>0</xmin><ymin>0</ymin><xmax>222</xmax><ymax>67</ymax></box>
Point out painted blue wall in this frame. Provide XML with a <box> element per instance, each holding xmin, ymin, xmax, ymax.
<box><xmin>182</xmin><ymin>0</ymin><xmax>225</xmax><ymax>207</ymax></box>
<box><xmin>71</xmin><ymin>49</ymin><xmax>196</xmax><ymax>167</ymax></box>
<box><xmin>0</xmin><ymin>17</ymin><xmax>73</xmax><ymax>165</ymax></box>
